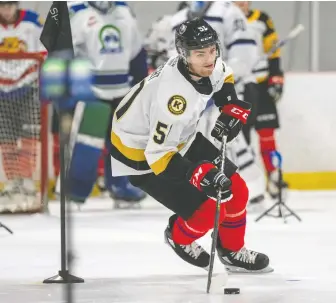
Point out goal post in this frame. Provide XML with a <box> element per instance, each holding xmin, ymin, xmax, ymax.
<box><xmin>0</xmin><ymin>52</ymin><xmax>49</xmax><ymax>213</ymax></box>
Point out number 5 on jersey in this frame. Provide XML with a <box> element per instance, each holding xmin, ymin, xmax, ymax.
<box><xmin>153</xmin><ymin>121</ymin><xmax>169</xmax><ymax>144</ymax></box>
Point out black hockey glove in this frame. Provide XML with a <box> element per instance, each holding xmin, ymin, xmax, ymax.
<box><xmin>211</xmin><ymin>99</ymin><xmax>251</xmax><ymax>142</ymax></box>
<box><xmin>186</xmin><ymin>161</ymin><xmax>232</xmax><ymax>202</ymax></box>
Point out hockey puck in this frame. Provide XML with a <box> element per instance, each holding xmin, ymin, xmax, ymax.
<box><xmin>224</xmin><ymin>288</ymin><xmax>240</xmax><ymax>294</ymax></box>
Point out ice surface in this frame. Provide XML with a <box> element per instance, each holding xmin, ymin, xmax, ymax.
<box><xmin>1</xmin><ymin>190</ymin><xmax>336</xmax><ymax>303</ymax></box>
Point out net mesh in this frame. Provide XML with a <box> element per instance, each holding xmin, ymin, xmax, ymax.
<box><xmin>0</xmin><ymin>52</ymin><xmax>48</xmax><ymax>213</ymax></box>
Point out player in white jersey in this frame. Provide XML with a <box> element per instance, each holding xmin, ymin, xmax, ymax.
<box><xmin>64</xmin><ymin>1</ymin><xmax>148</xmax><ymax>206</ymax></box>
<box><xmin>145</xmin><ymin>1</ymin><xmax>266</xmax><ymax>206</ymax></box>
<box><xmin>111</xmin><ymin>18</ymin><xmax>272</xmax><ymax>273</ymax></box>
<box><xmin>0</xmin><ymin>1</ymin><xmax>46</xmax><ymax>200</ymax></box>
<box><xmin>234</xmin><ymin>1</ymin><xmax>287</xmax><ymax>198</ymax></box>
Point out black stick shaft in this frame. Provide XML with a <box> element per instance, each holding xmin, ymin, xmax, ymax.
<box><xmin>206</xmin><ymin>135</ymin><xmax>228</xmax><ymax>293</ymax></box>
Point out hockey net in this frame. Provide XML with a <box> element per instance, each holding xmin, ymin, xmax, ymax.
<box><xmin>0</xmin><ymin>52</ymin><xmax>48</xmax><ymax>213</ymax></box>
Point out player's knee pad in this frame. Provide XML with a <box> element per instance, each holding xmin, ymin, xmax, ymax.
<box><xmin>187</xmin><ymin>198</ymin><xmax>227</xmax><ymax>233</ymax></box>
<box><xmin>225</xmin><ymin>173</ymin><xmax>249</xmax><ymax>218</ymax></box>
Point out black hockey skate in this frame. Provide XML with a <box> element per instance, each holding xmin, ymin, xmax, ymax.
<box><xmin>164</xmin><ymin>215</ymin><xmax>210</xmax><ymax>270</ymax></box>
<box><xmin>216</xmin><ymin>239</ymin><xmax>273</xmax><ymax>273</ymax></box>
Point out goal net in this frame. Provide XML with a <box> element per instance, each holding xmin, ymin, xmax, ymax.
<box><xmin>0</xmin><ymin>52</ymin><xmax>48</xmax><ymax>213</ymax></box>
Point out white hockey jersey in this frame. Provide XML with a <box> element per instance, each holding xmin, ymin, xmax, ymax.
<box><xmin>111</xmin><ymin>55</ymin><xmax>234</xmax><ymax>177</ymax></box>
<box><xmin>69</xmin><ymin>2</ymin><xmax>143</xmax><ymax>100</ymax></box>
<box><xmin>0</xmin><ymin>9</ymin><xmax>46</xmax><ymax>93</ymax></box>
<box><xmin>167</xmin><ymin>1</ymin><xmax>258</xmax><ymax>85</ymax></box>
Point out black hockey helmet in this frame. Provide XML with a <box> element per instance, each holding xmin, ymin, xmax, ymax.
<box><xmin>175</xmin><ymin>18</ymin><xmax>220</xmax><ymax>61</ymax></box>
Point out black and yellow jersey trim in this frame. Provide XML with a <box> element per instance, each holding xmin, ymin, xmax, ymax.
<box><xmin>224</xmin><ymin>74</ymin><xmax>234</xmax><ymax>84</ymax></box>
<box><xmin>111</xmin><ymin>131</ymin><xmax>186</xmax><ymax>175</ymax></box>
<box><xmin>247</xmin><ymin>9</ymin><xmax>280</xmax><ymax>59</ymax></box>
<box><xmin>111</xmin><ymin>132</ymin><xmax>150</xmax><ymax>171</ymax></box>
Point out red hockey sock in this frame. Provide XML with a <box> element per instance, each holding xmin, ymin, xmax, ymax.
<box><xmin>257</xmin><ymin>128</ymin><xmax>277</xmax><ymax>173</ymax></box>
<box><xmin>219</xmin><ymin>173</ymin><xmax>248</xmax><ymax>251</ymax></box>
<box><xmin>172</xmin><ymin>216</ymin><xmax>208</xmax><ymax>245</ymax></box>
<box><xmin>172</xmin><ymin>198</ymin><xmax>226</xmax><ymax>245</ymax></box>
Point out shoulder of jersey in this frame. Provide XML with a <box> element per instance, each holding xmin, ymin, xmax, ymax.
<box><xmin>113</xmin><ymin>2</ymin><xmax>136</xmax><ymax>21</ymax></box>
<box><xmin>68</xmin><ymin>2</ymin><xmax>88</xmax><ymax>18</ymax></box>
<box><xmin>258</xmin><ymin>10</ymin><xmax>271</xmax><ymax>23</ymax></box>
<box><xmin>20</xmin><ymin>9</ymin><xmax>44</xmax><ymax>27</ymax></box>
<box><xmin>150</xmin><ymin>59</ymin><xmax>193</xmax><ymax>118</ymax></box>
<box><xmin>203</xmin><ymin>1</ymin><xmax>236</xmax><ymax>24</ymax></box>
<box><xmin>212</xmin><ymin>0</ymin><xmax>233</xmax><ymax>12</ymax></box>
<box><xmin>248</xmin><ymin>9</ymin><xmax>270</xmax><ymax>23</ymax></box>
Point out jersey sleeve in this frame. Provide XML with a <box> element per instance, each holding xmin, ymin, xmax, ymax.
<box><xmin>34</xmin><ymin>16</ymin><xmax>47</xmax><ymax>54</ymax></box>
<box><xmin>223</xmin><ymin>5</ymin><xmax>258</xmax><ymax>82</ymax></box>
<box><xmin>259</xmin><ymin>11</ymin><xmax>280</xmax><ymax>59</ymax></box>
<box><xmin>68</xmin><ymin>7</ymin><xmax>86</xmax><ymax>54</ymax></box>
<box><xmin>128</xmin><ymin>12</ymin><xmax>143</xmax><ymax>60</ymax></box>
<box><xmin>22</xmin><ymin>10</ymin><xmax>47</xmax><ymax>53</ymax></box>
<box><xmin>144</xmin><ymin>89</ymin><xmax>191</xmax><ymax>176</ymax></box>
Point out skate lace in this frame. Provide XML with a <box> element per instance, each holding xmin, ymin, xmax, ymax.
<box><xmin>231</xmin><ymin>247</ymin><xmax>257</xmax><ymax>264</ymax></box>
<box><xmin>181</xmin><ymin>242</ymin><xmax>204</xmax><ymax>259</ymax></box>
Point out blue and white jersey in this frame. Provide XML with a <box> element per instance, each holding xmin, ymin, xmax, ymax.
<box><xmin>69</xmin><ymin>2</ymin><xmax>144</xmax><ymax>100</ymax></box>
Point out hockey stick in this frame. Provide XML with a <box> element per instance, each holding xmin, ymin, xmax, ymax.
<box><xmin>233</xmin><ymin>23</ymin><xmax>305</xmax><ymax>84</ymax></box>
<box><xmin>206</xmin><ymin>132</ymin><xmax>228</xmax><ymax>293</ymax></box>
<box><xmin>265</xmin><ymin>23</ymin><xmax>304</xmax><ymax>59</ymax></box>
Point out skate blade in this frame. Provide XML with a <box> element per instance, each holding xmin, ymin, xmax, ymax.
<box><xmin>114</xmin><ymin>200</ymin><xmax>142</xmax><ymax>209</ymax></box>
<box><xmin>224</xmin><ymin>264</ymin><xmax>274</xmax><ymax>274</ymax></box>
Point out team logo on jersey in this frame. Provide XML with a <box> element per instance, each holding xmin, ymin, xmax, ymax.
<box><xmin>99</xmin><ymin>25</ymin><xmax>122</xmax><ymax>54</ymax></box>
<box><xmin>0</xmin><ymin>37</ymin><xmax>27</xmax><ymax>53</ymax></box>
<box><xmin>168</xmin><ymin>95</ymin><xmax>187</xmax><ymax>115</ymax></box>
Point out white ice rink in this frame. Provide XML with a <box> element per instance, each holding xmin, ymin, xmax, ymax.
<box><xmin>1</xmin><ymin>190</ymin><xmax>336</xmax><ymax>303</ymax></box>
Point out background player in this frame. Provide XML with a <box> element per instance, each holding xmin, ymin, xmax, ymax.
<box><xmin>61</xmin><ymin>1</ymin><xmax>148</xmax><ymax>207</ymax></box>
<box><xmin>0</xmin><ymin>1</ymin><xmax>46</xmax><ymax>208</ymax></box>
<box><xmin>234</xmin><ymin>1</ymin><xmax>287</xmax><ymax>197</ymax></box>
<box><xmin>111</xmin><ymin>18</ymin><xmax>272</xmax><ymax>273</ymax></box>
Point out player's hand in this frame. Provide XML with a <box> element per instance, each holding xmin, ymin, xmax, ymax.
<box><xmin>211</xmin><ymin>99</ymin><xmax>251</xmax><ymax>142</ymax></box>
<box><xmin>187</xmin><ymin>161</ymin><xmax>232</xmax><ymax>202</ymax></box>
<box><xmin>268</xmin><ymin>75</ymin><xmax>284</xmax><ymax>102</ymax></box>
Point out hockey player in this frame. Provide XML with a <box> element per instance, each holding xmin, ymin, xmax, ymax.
<box><xmin>111</xmin><ymin>18</ymin><xmax>272</xmax><ymax>273</ymax></box>
<box><xmin>234</xmin><ymin>1</ymin><xmax>287</xmax><ymax>197</ymax></box>
<box><xmin>64</xmin><ymin>1</ymin><xmax>148</xmax><ymax>206</ymax></box>
<box><xmin>0</xmin><ymin>1</ymin><xmax>46</xmax><ymax>206</ymax></box>
<box><xmin>145</xmin><ymin>1</ymin><xmax>266</xmax><ymax>206</ymax></box>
